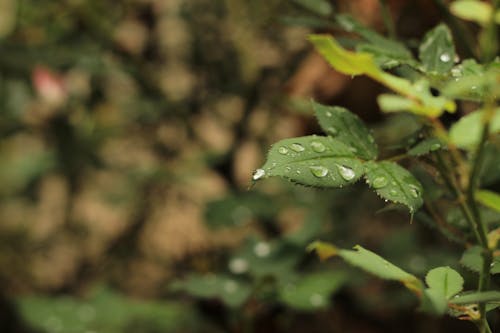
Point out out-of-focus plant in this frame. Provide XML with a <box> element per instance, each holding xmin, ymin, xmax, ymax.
<box><xmin>250</xmin><ymin>0</ymin><xmax>500</xmax><ymax>332</ymax></box>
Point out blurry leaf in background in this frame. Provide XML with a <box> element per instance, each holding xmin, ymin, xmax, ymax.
<box><xmin>450</xmin><ymin>0</ymin><xmax>500</xmax><ymax>26</ymax></box>
<box><xmin>291</xmin><ymin>0</ymin><xmax>333</xmax><ymax>17</ymax></box>
<box><xmin>16</xmin><ymin>287</ymin><xmax>202</xmax><ymax>333</ymax></box>
<box><xmin>460</xmin><ymin>246</ymin><xmax>500</xmax><ymax>274</ymax></box>
<box><xmin>407</xmin><ymin>138</ymin><xmax>444</xmax><ymax>157</ymax></box>
<box><xmin>449</xmin><ymin>108</ymin><xmax>500</xmax><ymax>148</ymax></box>
<box><xmin>0</xmin><ymin>0</ymin><xmax>16</xmax><ymax>38</ymax></box>
<box><xmin>476</xmin><ymin>190</ymin><xmax>500</xmax><ymax>213</ymax></box>
<box><xmin>171</xmin><ymin>274</ymin><xmax>252</xmax><ymax>308</ymax></box>
<box><xmin>279</xmin><ymin>271</ymin><xmax>346</xmax><ymax>311</ymax></box>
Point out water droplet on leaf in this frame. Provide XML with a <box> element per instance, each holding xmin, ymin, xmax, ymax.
<box><xmin>372</xmin><ymin>176</ymin><xmax>388</xmax><ymax>188</ymax></box>
<box><xmin>327</xmin><ymin>127</ymin><xmax>338</xmax><ymax>136</ymax></box>
<box><xmin>325</xmin><ymin>111</ymin><xmax>332</xmax><ymax>117</ymax></box>
<box><xmin>290</xmin><ymin>143</ymin><xmax>305</xmax><ymax>152</ymax></box>
<box><xmin>278</xmin><ymin>146</ymin><xmax>289</xmax><ymax>154</ymax></box>
<box><xmin>309</xmin><ymin>293</ymin><xmax>325</xmax><ymax>307</ymax></box>
<box><xmin>440</xmin><ymin>53</ymin><xmax>451</xmax><ymax>62</ymax></box>
<box><xmin>309</xmin><ymin>165</ymin><xmax>329</xmax><ymax>178</ymax></box>
<box><xmin>337</xmin><ymin>165</ymin><xmax>355</xmax><ymax>181</ymax></box>
<box><xmin>310</xmin><ymin>141</ymin><xmax>326</xmax><ymax>153</ymax></box>
<box><xmin>252</xmin><ymin>168</ymin><xmax>266</xmax><ymax>180</ymax></box>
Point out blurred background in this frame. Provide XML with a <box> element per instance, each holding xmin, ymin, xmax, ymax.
<box><xmin>0</xmin><ymin>0</ymin><xmax>493</xmax><ymax>332</ymax></box>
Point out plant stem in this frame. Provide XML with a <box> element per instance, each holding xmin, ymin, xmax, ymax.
<box><xmin>480</xmin><ymin>0</ymin><xmax>500</xmax><ymax>62</ymax></box>
<box><xmin>468</xmin><ymin>102</ymin><xmax>496</xmax><ymax>333</ymax></box>
<box><xmin>379</xmin><ymin>0</ymin><xmax>396</xmax><ymax>39</ymax></box>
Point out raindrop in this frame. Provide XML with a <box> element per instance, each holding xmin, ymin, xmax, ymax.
<box><xmin>252</xmin><ymin>168</ymin><xmax>266</xmax><ymax>180</ymax></box>
<box><xmin>309</xmin><ymin>293</ymin><xmax>325</xmax><ymax>307</ymax></box>
<box><xmin>430</xmin><ymin>143</ymin><xmax>441</xmax><ymax>151</ymax></box>
<box><xmin>229</xmin><ymin>258</ymin><xmax>249</xmax><ymax>274</ymax></box>
<box><xmin>439</xmin><ymin>53</ymin><xmax>451</xmax><ymax>62</ymax></box>
<box><xmin>224</xmin><ymin>280</ymin><xmax>238</xmax><ymax>293</ymax></box>
<box><xmin>290</xmin><ymin>143</ymin><xmax>305</xmax><ymax>152</ymax></box>
<box><xmin>296</xmin><ymin>170</ymin><xmax>301</xmax><ymax>175</ymax></box>
<box><xmin>310</xmin><ymin>141</ymin><xmax>326</xmax><ymax>153</ymax></box>
<box><xmin>337</xmin><ymin>165</ymin><xmax>356</xmax><ymax>181</ymax></box>
<box><xmin>372</xmin><ymin>176</ymin><xmax>388</xmax><ymax>189</ymax></box>
<box><xmin>325</xmin><ymin>111</ymin><xmax>332</xmax><ymax>117</ymax></box>
<box><xmin>254</xmin><ymin>242</ymin><xmax>271</xmax><ymax>257</ymax></box>
<box><xmin>284</xmin><ymin>166</ymin><xmax>291</xmax><ymax>173</ymax></box>
<box><xmin>309</xmin><ymin>165</ymin><xmax>329</xmax><ymax>178</ymax></box>
<box><xmin>278</xmin><ymin>146</ymin><xmax>289</xmax><ymax>155</ymax></box>
<box><xmin>409</xmin><ymin>185</ymin><xmax>420</xmax><ymax>198</ymax></box>
<box><xmin>327</xmin><ymin>127</ymin><xmax>338</xmax><ymax>136</ymax></box>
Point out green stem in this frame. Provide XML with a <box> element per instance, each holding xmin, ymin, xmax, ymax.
<box><xmin>379</xmin><ymin>0</ymin><xmax>396</xmax><ymax>39</ymax></box>
<box><xmin>468</xmin><ymin>102</ymin><xmax>495</xmax><ymax>333</ymax></box>
<box><xmin>479</xmin><ymin>0</ymin><xmax>500</xmax><ymax>62</ymax></box>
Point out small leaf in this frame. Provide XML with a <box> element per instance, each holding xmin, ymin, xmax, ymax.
<box><xmin>171</xmin><ymin>275</ymin><xmax>251</xmax><ymax>308</ymax></box>
<box><xmin>425</xmin><ymin>266</ymin><xmax>464</xmax><ymax>298</ymax></box>
<box><xmin>477</xmin><ymin>190</ymin><xmax>500</xmax><ymax>213</ymax></box>
<box><xmin>420</xmin><ymin>288</ymin><xmax>448</xmax><ymax>315</ymax></box>
<box><xmin>450</xmin><ymin>291</ymin><xmax>500</xmax><ymax>305</ymax></box>
<box><xmin>460</xmin><ymin>246</ymin><xmax>500</xmax><ymax>274</ymax></box>
<box><xmin>338</xmin><ymin>245</ymin><xmax>422</xmax><ymax>293</ymax></box>
<box><xmin>335</xmin><ymin>14</ymin><xmax>414</xmax><ymax>65</ymax></box>
<box><xmin>256</xmin><ymin>136</ymin><xmax>364</xmax><ymax>188</ymax></box>
<box><xmin>364</xmin><ymin>161</ymin><xmax>424</xmax><ymax>213</ymax></box>
<box><xmin>312</xmin><ymin>102</ymin><xmax>378</xmax><ymax>160</ymax></box>
<box><xmin>419</xmin><ymin>24</ymin><xmax>456</xmax><ymax>74</ymax></box>
<box><xmin>450</xmin><ymin>0</ymin><xmax>495</xmax><ymax>26</ymax></box>
<box><xmin>307</xmin><ymin>241</ymin><xmax>338</xmax><ymax>261</ymax></box>
<box><xmin>407</xmin><ymin>138</ymin><xmax>444</xmax><ymax>156</ymax></box>
<box><xmin>291</xmin><ymin>0</ymin><xmax>333</xmax><ymax>17</ymax></box>
<box><xmin>449</xmin><ymin>108</ymin><xmax>500</xmax><ymax>148</ymax></box>
<box><xmin>308</xmin><ymin>34</ymin><xmax>380</xmax><ymax>77</ymax></box>
<box><xmin>279</xmin><ymin>271</ymin><xmax>346</xmax><ymax>311</ymax></box>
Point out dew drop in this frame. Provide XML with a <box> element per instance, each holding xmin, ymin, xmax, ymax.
<box><xmin>337</xmin><ymin>165</ymin><xmax>356</xmax><ymax>181</ymax></box>
<box><xmin>254</xmin><ymin>242</ymin><xmax>271</xmax><ymax>257</ymax></box>
<box><xmin>229</xmin><ymin>258</ymin><xmax>249</xmax><ymax>274</ymax></box>
<box><xmin>252</xmin><ymin>168</ymin><xmax>266</xmax><ymax>180</ymax></box>
<box><xmin>372</xmin><ymin>176</ymin><xmax>388</xmax><ymax>189</ymax></box>
<box><xmin>309</xmin><ymin>165</ymin><xmax>329</xmax><ymax>178</ymax></box>
<box><xmin>327</xmin><ymin>127</ymin><xmax>338</xmax><ymax>136</ymax></box>
<box><xmin>290</xmin><ymin>143</ymin><xmax>305</xmax><ymax>152</ymax></box>
<box><xmin>309</xmin><ymin>293</ymin><xmax>325</xmax><ymax>307</ymax></box>
<box><xmin>409</xmin><ymin>185</ymin><xmax>420</xmax><ymax>198</ymax></box>
<box><xmin>278</xmin><ymin>146</ymin><xmax>289</xmax><ymax>155</ymax></box>
<box><xmin>310</xmin><ymin>141</ymin><xmax>326</xmax><ymax>153</ymax></box>
<box><xmin>439</xmin><ymin>53</ymin><xmax>451</xmax><ymax>63</ymax></box>
<box><xmin>325</xmin><ymin>111</ymin><xmax>332</xmax><ymax>117</ymax></box>
<box><xmin>284</xmin><ymin>166</ymin><xmax>291</xmax><ymax>173</ymax></box>
<box><xmin>430</xmin><ymin>143</ymin><xmax>441</xmax><ymax>151</ymax></box>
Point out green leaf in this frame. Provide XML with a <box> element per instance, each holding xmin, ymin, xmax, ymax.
<box><xmin>255</xmin><ymin>136</ymin><xmax>364</xmax><ymax>188</ymax></box>
<box><xmin>460</xmin><ymin>246</ymin><xmax>500</xmax><ymax>274</ymax></box>
<box><xmin>335</xmin><ymin>14</ymin><xmax>414</xmax><ymax>66</ymax></box>
<box><xmin>450</xmin><ymin>0</ymin><xmax>496</xmax><ymax>26</ymax></box>
<box><xmin>364</xmin><ymin>161</ymin><xmax>424</xmax><ymax>213</ymax></box>
<box><xmin>477</xmin><ymin>190</ymin><xmax>500</xmax><ymax>213</ymax></box>
<box><xmin>450</xmin><ymin>291</ymin><xmax>500</xmax><ymax>305</ymax></box>
<box><xmin>291</xmin><ymin>0</ymin><xmax>333</xmax><ymax>17</ymax></box>
<box><xmin>407</xmin><ymin>138</ymin><xmax>444</xmax><ymax>156</ymax></box>
<box><xmin>279</xmin><ymin>271</ymin><xmax>346</xmax><ymax>311</ymax></box>
<box><xmin>308</xmin><ymin>34</ymin><xmax>380</xmax><ymax>77</ymax></box>
<box><xmin>419</xmin><ymin>24</ymin><xmax>456</xmax><ymax>74</ymax></box>
<box><xmin>425</xmin><ymin>266</ymin><xmax>464</xmax><ymax>298</ymax></box>
<box><xmin>338</xmin><ymin>245</ymin><xmax>422</xmax><ymax>293</ymax></box>
<box><xmin>443</xmin><ymin>59</ymin><xmax>499</xmax><ymax>101</ymax></box>
<box><xmin>420</xmin><ymin>288</ymin><xmax>448</xmax><ymax>315</ymax></box>
<box><xmin>171</xmin><ymin>275</ymin><xmax>251</xmax><ymax>308</ymax></box>
<box><xmin>312</xmin><ymin>102</ymin><xmax>378</xmax><ymax>160</ymax></box>
<box><xmin>449</xmin><ymin>108</ymin><xmax>500</xmax><ymax>148</ymax></box>
<box><xmin>310</xmin><ymin>34</ymin><xmax>456</xmax><ymax>118</ymax></box>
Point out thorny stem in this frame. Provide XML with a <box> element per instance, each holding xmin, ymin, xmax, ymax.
<box><xmin>379</xmin><ymin>0</ymin><xmax>396</xmax><ymax>40</ymax></box>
